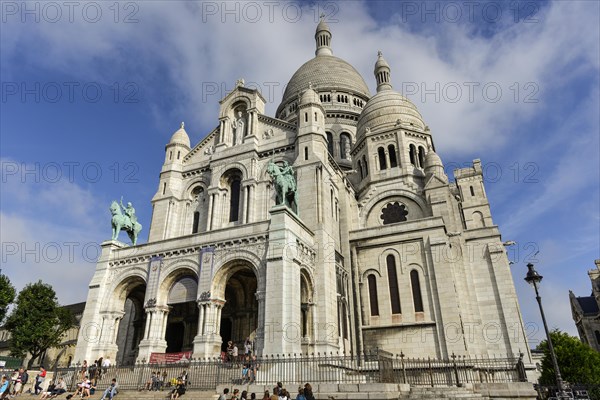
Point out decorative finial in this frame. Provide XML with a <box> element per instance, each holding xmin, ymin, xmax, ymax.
<box><xmin>180</xmin><ymin>122</ymin><xmax>185</xmax><ymax>129</ymax></box>
<box><xmin>378</xmin><ymin>50</ymin><xmax>383</xmax><ymax>57</ymax></box>
<box><xmin>320</xmin><ymin>12</ymin><xmax>326</xmax><ymax>21</ymax></box>
<box><xmin>308</xmin><ymin>82</ymin><xmax>313</xmax><ymax>90</ymax></box>
<box><xmin>236</xmin><ymin>78</ymin><xmax>245</xmax><ymax>87</ymax></box>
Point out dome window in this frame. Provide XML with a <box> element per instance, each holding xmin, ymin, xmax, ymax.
<box><xmin>388</xmin><ymin>145</ymin><xmax>398</xmax><ymax>168</ymax></box>
<box><xmin>378</xmin><ymin>147</ymin><xmax>387</xmax><ymax>170</ymax></box>
<box><xmin>381</xmin><ymin>202</ymin><xmax>408</xmax><ymax>225</ymax></box>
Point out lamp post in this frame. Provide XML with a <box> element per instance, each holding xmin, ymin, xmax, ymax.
<box><xmin>524</xmin><ymin>263</ymin><xmax>570</xmax><ymax>399</ymax></box>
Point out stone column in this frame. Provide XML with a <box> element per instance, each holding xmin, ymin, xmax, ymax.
<box><xmin>207</xmin><ymin>194</ymin><xmax>214</xmax><ymax>230</ymax></box>
<box><xmin>92</xmin><ymin>310</ymin><xmax>124</xmax><ymax>361</ymax></box>
<box><xmin>192</xmin><ymin>300</ymin><xmax>224</xmax><ymax>358</ymax></box>
<box><xmin>254</xmin><ymin>291</ymin><xmax>266</xmax><ymax>356</ymax></box>
<box><xmin>137</xmin><ymin>306</ymin><xmax>168</xmax><ymax>362</ymax></box>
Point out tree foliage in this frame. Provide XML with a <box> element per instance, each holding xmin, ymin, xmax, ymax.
<box><xmin>0</xmin><ymin>274</ymin><xmax>16</xmax><ymax>323</ymax></box>
<box><xmin>537</xmin><ymin>329</ymin><xmax>600</xmax><ymax>385</ymax></box>
<box><xmin>5</xmin><ymin>281</ymin><xmax>75</xmax><ymax>368</ymax></box>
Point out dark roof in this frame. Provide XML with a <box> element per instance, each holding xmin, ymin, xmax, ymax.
<box><xmin>62</xmin><ymin>302</ymin><xmax>86</xmax><ymax>316</ymax></box>
<box><xmin>577</xmin><ymin>296</ymin><xmax>599</xmax><ymax>315</ymax></box>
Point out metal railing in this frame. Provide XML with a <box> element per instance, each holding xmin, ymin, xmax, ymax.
<box><xmin>0</xmin><ymin>350</ymin><xmax>527</xmax><ymax>392</ymax></box>
<box><xmin>534</xmin><ymin>384</ymin><xmax>600</xmax><ymax>400</ymax></box>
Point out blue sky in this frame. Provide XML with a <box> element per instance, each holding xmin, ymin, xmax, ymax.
<box><xmin>1</xmin><ymin>1</ymin><xmax>598</xmax><ymax>349</ymax></box>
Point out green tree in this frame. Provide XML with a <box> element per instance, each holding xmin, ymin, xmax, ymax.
<box><xmin>5</xmin><ymin>281</ymin><xmax>75</xmax><ymax>368</ymax></box>
<box><xmin>0</xmin><ymin>274</ymin><xmax>16</xmax><ymax>323</ymax></box>
<box><xmin>537</xmin><ymin>329</ymin><xmax>600</xmax><ymax>385</ymax></box>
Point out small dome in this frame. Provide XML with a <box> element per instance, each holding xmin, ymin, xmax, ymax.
<box><xmin>299</xmin><ymin>85</ymin><xmax>321</xmax><ymax>105</ymax></box>
<box><xmin>316</xmin><ymin>19</ymin><xmax>330</xmax><ymax>34</ymax></box>
<box><xmin>424</xmin><ymin>147</ymin><xmax>443</xmax><ymax>169</ymax></box>
<box><xmin>356</xmin><ymin>90</ymin><xmax>425</xmax><ymax>139</ymax></box>
<box><xmin>424</xmin><ymin>147</ymin><xmax>448</xmax><ymax>182</ymax></box>
<box><xmin>374</xmin><ymin>51</ymin><xmax>390</xmax><ymax>70</ymax></box>
<box><xmin>169</xmin><ymin>122</ymin><xmax>190</xmax><ymax>148</ymax></box>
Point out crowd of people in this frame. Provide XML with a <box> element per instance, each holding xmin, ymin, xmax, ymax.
<box><xmin>218</xmin><ymin>382</ymin><xmax>316</xmax><ymax>400</ymax></box>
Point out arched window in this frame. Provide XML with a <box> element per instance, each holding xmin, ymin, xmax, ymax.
<box><xmin>470</xmin><ymin>186</ymin><xmax>475</xmax><ymax>196</ymax></box>
<box><xmin>410</xmin><ymin>270</ymin><xmax>424</xmax><ymax>312</ymax></box>
<box><xmin>418</xmin><ymin>146</ymin><xmax>426</xmax><ymax>168</ymax></box>
<box><xmin>304</xmin><ymin>112</ymin><xmax>308</xmax><ymax>122</ymax></box>
<box><xmin>314</xmin><ymin>112</ymin><xmax>318</xmax><ymax>122</ymax></box>
<box><xmin>367</xmin><ymin>275</ymin><xmax>379</xmax><ymax>316</ymax></box>
<box><xmin>358</xmin><ymin>160</ymin><xmax>364</xmax><ymax>179</ymax></box>
<box><xmin>386</xmin><ymin>255</ymin><xmax>401</xmax><ymax>314</ymax></box>
<box><xmin>363</xmin><ymin>155</ymin><xmax>369</xmax><ymax>176</ymax></box>
<box><xmin>388</xmin><ymin>145</ymin><xmax>398</xmax><ymax>168</ymax></box>
<box><xmin>378</xmin><ymin>147</ymin><xmax>387</xmax><ymax>170</ymax></box>
<box><xmin>340</xmin><ymin>133</ymin><xmax>351</xmax><ymax>160</ymax></box>
<box><xmin>192</xmin><ymin>211</ymin><xmax>200</xmax><ymax>234</ymax></box>
<box><xmin>341</xmin><ymin>303</ymin><xmax>348</xmax><ymax>339</ymax></box>
<box><xmin>229</xmin><ymin>177</ymin><xmax>241</xmax><ymax>222</ymax></box>
<box><xmin>326</xmin><ymin>132</ymin><xmax>334</xmax><ymax>156</ymax></box>
<box><xmin>409</xmin><ymin>144</ymin><xmax>417</xmax><ymax>166</ymax></box>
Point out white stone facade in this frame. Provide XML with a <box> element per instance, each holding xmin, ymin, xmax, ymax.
<box><xmin>74</xmin><ymin>21</ymin><xmax>531</xmax><ymax>365</ymax></box>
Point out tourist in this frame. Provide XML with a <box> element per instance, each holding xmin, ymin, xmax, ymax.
<box><xmin>44</xmin><ymin>378</ymin><xmax>67</xmax><ymax>399</ymax></box>
<box><xmin>180</xmin><ymin>370</ymin><xmax>188</xmax><ymax>387</ymax></box>
<box><xmin>16</xmin><ymin>368</ymin><xmax>28</xmax><ymax>395</ymax></box>
<box><xmin>161</xmin><ymin>371</ymin><xmax>168</xmax><ymax>390</ymax></box>
<box><xmin>218</xmin><ymin>388</ymin><xmax>229</xmax><ymax>400</ymax></box>
<box><xmin>0</xmin><ymin>376</ymin><xmax>9</xmax><ymax>399</ymax></box>
<box><xmin>80</xmin><ymin>360</ymin><xmax>88</xmax><ymax>381</ymax></box>
<box><xmin>250</xmin><ymin>393</ymin><xmax>256</xmax><ymax>400</ymax></box>
<box><xmin>270</xmin><ymin>387</ymin><xmax>279</xmax><ymax>400</ymax></box>
<box><xmin>170</xmin><ymin>378</ymin><xmax>186</xmax><ymax>399</ymax></box>
<box><xmin>279</xmin><ymin>388</ymin><xmax>290</xmax><ymax>400</ymax></box>
<box><xmin>244</xmin><ymin>337</ymin><xmax>252</xmax><ymax>355</ymax></box>
<box><xmin>101</xmin><ymin>357</ymin><xmax>112</xmax><ymax>375</ymax></box>
<box><xmin>231</xmin><ymin>388</ymin><xmax>240</xmax><ymax>400</ymax></box>
<box><xmin>145</xmin><ymin>371</ymin><xmax>156</xmax><ymax>390</ymax></box>
<box><xmin>241</xmin><ymin>356</ymin><xmax>250</xmax><ymax>384</ymax></box>
<box><xmin>37</xmin><ymin>380</ymin><xmax>54</xmax><ymax>399</ymax></box>
<box><xmin>12</xmin><ymin>367</ymin><xmax>24</xmax><ymax>396</ymax></box>
<box><xmin>303</xmin><ymin>384</ymin><xmax>315</xmax><ymax>400</ymax></box>
<box><xmin>295</xmin><ymin>387</ymin><xmax>306</xmax><ymax>400</ymax></box>
<box><xmin>241</xmin><ymin>390</ymin><xmax>248</xmax><ymax>400</ymax></box>
<box><xmin>249</xmin><ymin>353</ymin><xmax>258</xmax><ymax>384</ymax></box>
<box><xmin>261</xmin><ymin>390</ymin><xmax>270</xmax><ymax>400</ymax></box>
<box><xmin>96</xmin><ymin>357</ymin><xmax>104</xmax><ymax>379</ymax></box>
<box><xmin>34</xmin><ymin>366</ymin><xmax>46</xmax><ymax>395</ymax></box>
<box><xmin>9</xmin><ymin>369</ymin><xmax>18</xmax><ymax>395</ymax></box>
<box><xmin>227</xmin><ymin>341</ymin><xmax>234</xmax><ymax>363</ymax></box>
<box><xmin>99</xmin><ymin>378</ymin><xmax>118</xmax><ymax>400</ymax></box>
<box><xmin>232</xmin><ymin>343</ymin><xmax>239</xmax><ymax>364</ymax></box>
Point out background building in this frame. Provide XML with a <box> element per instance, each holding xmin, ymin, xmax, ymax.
<box><xmin>74</xmin><ymin>21</ymin><xmax>530</xmax><ymax>365</ymax></box>
<box><xmin>569</xmin><ymin>259</ymin><xmax>600</xmax><ymax>352</ymax></box>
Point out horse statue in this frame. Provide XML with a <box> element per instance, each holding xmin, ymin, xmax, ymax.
<box><xmin>109</xmin><ymin>200</ymin><xmax>142</xmax><ymax>245</ymax></box>
<box><xmin>267</xmin><ymin>160</ymin><xmax>298</xmax><ymax>213</ymax></box>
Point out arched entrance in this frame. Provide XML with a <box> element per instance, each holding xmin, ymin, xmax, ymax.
<box><xmin>165</xmin><ymin>275</ymin><xmax>199</xmax><ymax>353</ymax></box>
<box><xmin>115</xmin><ymin>280</ymin><xmax>146</xmax><ymax>366</ymax></box>
<box><xmin>220</xmin><ymin>267</ymin><xmax>258</xmax><ymax>353</ymax></box>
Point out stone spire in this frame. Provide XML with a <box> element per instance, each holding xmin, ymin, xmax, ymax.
<box><xmin>315</xmin><ymin>14</ymin><xmax>332</xmax><ymax>56</ymax></box>
<box><xmin>374</xmin><ymin>51</ymin><xmax>392</xmax><ymax>92</ymax></box>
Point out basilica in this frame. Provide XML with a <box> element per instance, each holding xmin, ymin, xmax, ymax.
<box><xmin>74</xmin><ymin>21</ymin><xmax>530</xmax><ymax>365</ymax></box>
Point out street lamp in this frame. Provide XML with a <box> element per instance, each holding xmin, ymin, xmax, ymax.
<box><xmin>524</xmin><ymin>263</ymin><xmax>571</xmax><ymax>399</ymax></box>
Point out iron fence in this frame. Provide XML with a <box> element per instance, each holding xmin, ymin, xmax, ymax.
<box><xmin>534</xmin><ymin>384</ymin><xmax>600</xmax><ymax>400</ymax></box>
<box><xmin>0</xmin><ymin>350</ymin><xmax>527</xmax><ymax>392</ymax></box>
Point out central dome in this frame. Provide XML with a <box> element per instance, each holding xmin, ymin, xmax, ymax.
<box><xmin>278</xmin><ymin>55</ymin><xmax>371</xmax><ymax>111</ymax></box>
<box><xmin>276</xmin><ymin>20</ymin><xmax>371</xmax><ymax>118</ymax></box>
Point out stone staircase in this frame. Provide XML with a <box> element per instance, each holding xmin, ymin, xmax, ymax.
<box><xmin>399</xmin><ymin>386</ymin><xmax>490</xmax><ymax>400</ymax></box>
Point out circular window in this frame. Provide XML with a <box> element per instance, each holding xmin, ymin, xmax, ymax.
<box><xmin>380</xmin><ymin>202</ymin><xmax>408</xmax><ymax>225</ymax></box>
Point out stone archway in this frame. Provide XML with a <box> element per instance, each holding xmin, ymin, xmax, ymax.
<box><xmin>220</xmin><ymin>267</ymin><xmax>258</xmax><ymax>354</ymax></box>
<box><xmin>165</xmin><ymin>274</ymin><xmax>199</xmax><ymax>353</ymax></box>
<box><xmin>115</xmin><ymin>278</ymin><xmax>146</xmax><ymax>366</ymax></box>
